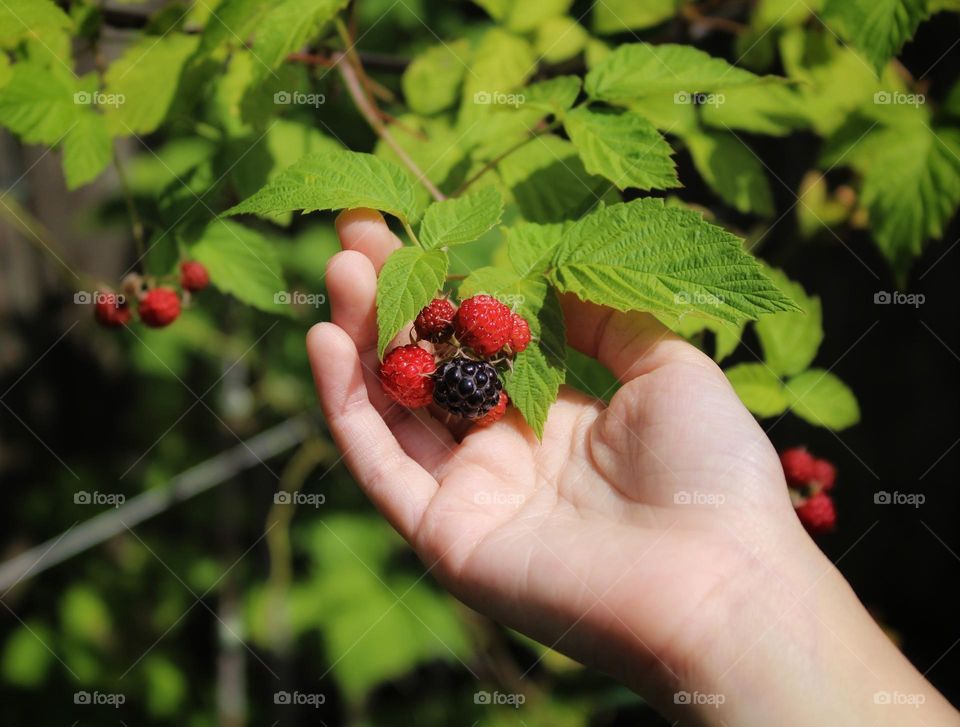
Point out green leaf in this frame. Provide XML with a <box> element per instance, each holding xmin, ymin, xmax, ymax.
<box><xmin>475</xmin><ymin>0</ymin><xmax>572</xmax><ymax>33</ymax></box>
<box><xmin>592</xmin><ymin>0</ymin><xmax>679</xmax><ymax>34</ymax></box>
<box><xmin>226</xmin><ymin>150</ymin><xmax>423</xmax><ymax>224</ymax></box>
<box><xmin>249</xmin><ymin>0</ymin><xmax>349</xmax><ymax>80</ymax></box>
<box><xmin>103</xmin><ymin>34</ymin><xmax>198</xmax><ymax>135</ymax></box>
<box><xmin>0</xmin><ymin>62</ymin><xmax>79</xmax><ymax>144</ymax></box>
<box><xmin>0</xmin><ymin>0</ymin><xmax>72</xmax><ymax>47</ymax></box>
<box><xmin>585</xmin><ymin>43</ymin><xmax>772</xmax><ymax>103</ymax></box>
<box><xmin>460</xmin><ymin>29</ymin><xmax>535</xmax><ymax>121</ymax></box>
<box><xmin>62</xmin><ymin>112</ymin><xmax>112</xmax><ymax>190</ymax></box>
<box><xmin>60</xmin><ymin>585</ymin><xmax>112</xmax><ymax>646</ymax></box>
<box><xmin>670</xmin><ymin>316</ymin><xmax>744</xmax><ymax>362</ymax></box>
<box><xmin>548</xmin><ymin>198</ymin><xmax>800</xmax><ymax>325</ymax></box>
<box><xmin>1</xmin><ymin>621</ymin><xmax>55</xmax><ymax>687</ymax></box>
<box><xmin>821</xmin><ymin>0</ymin><xmax>928</xmax><ymax>74</ymax></box>
<box><xmin>402</xmin><ymin>40</ymin><xmax>470</xmax><ymax>115</ymax></box>
<box><xmin>683</xmin><ymin>129</ymin><xmax>774</xmax><ymax>216</ymax></box>
<box><xmin>143</xmin><ymin>656</ymin><xmax>188</xmax><ymax>718</ymax></box>
<box><xmin>497</xmin><ymin>135</ymin><xmax>618</xmax><ymax>223</ymax></box>
<box><xmin>535</xmin><ymin>16</ymin><xmax>589</xmax><ymax>64</ymax></box>
<box><xmin>196</xmin><ymin>0</ymin><xmax>271</xmax><ymax>56</ymax></box>
<box><xmin>699</xmin><ymin>84</ymin><xmax>810</xmax><ymax>136</ymax></box>
<box><xmin>726</xmin><ymin>363</ymin><xmax>789</xmax><ymax>417</ymax></box>
<box><xmin>376</xmin><ymin>247</ymin><xmax>448</xmax><ymax>358</ymax></box>
<box><xmin>754</xmin><ymin>267</ymin><xmax>823</xmax><ymax>377</ymax></box>
<box><xmin>419</xmin><ymin>186</ymin><xmax>503</xmax><ymax>249</ymax></box>
<box><xmin>785</xmin><ymin>369</ymin><xmax>860</xmax><ymax>430</ymax></box>
<box><xmin>522</xmin><ymin>75</ymin><xmax>582</xmax><ymax>116</ymax></box>
<box><xmin>564</xmin><ymin>105</ymin><xmax>679</xmax><ymax>191</ymax></box>
<box><xmin>506</xmin><ymin>221</ymin><xmax>568</xmax><ymax>276</ymax></box>
<box><xmin>189</xmin><ymin>220</ymin><xmax>290</xmax><ymax>314</ymax></box>
<box><xmin>0</xmin><ymin>56</ymin><xmax>10</xmax><ymax>89</ymax></box>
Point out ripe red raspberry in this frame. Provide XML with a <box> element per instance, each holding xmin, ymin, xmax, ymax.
<box><xmin>379</xmin><ymin>344</ymin><xmax>436</xmax><ymax>408</ymax></box>
<box><xmin>508</xmin><ymin>313</ymin><xmax>531</xmax><ymax>353</ymax></box>
<box><xmin>795</xmin><ymin>492</ymin><xmax>836</xmax><ymax>534</ymax></box>
<box><xmin>811</xmin><ymin>458</ymin><xmax>836</xmax><ymax>491</ymax></box>
<box><xmin>139</xmin><ymin>288</ymin><xmax>181</xmax><ymax>328</ymax></box>
<box><xmin>780</xmin><ymin>447</ymin><xmax>816</xmax><ymax>487</ymax></box>
<box><xmin>94</xmin><ymin>291</ymin><xmax>132</xmax><ymax>328</ymax></box>
<box><xmin>454</xmin><ymin>295</ymin><xmax>512</xmax><ymax>356</ymax></box>
<box><xmin>414</xmin><ymin>298</ymin><xmax>456</xmax><ymax>343</ymax></box>
<box><xmin>474</xmin><ymin>391</ymin><xmax>508</xmax><ymax>427</ymax></box>
<box><xmin>180</xmin><ymin>261</ymin><xmax>210</xmax><ymax>292</ymax></box>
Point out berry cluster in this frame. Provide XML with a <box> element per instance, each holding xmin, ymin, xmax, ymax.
<box><xmin>780</xmin><ymin>447</ymin><xmax>838</xmax><ymax>534</ymax></box>
<box><xmin>93</xmin><ymin>261</ymin><xmax>209</xmax><ymax>330</ymax></box>
<box><xmin>379</xmin><ymin>294</ymin><xmax>531</xmax><ymax>425</ymax></box>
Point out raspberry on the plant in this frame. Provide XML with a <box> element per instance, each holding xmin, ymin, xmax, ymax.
<box><xmin>139</xmin><ymin>288</ymin><xmax>181</xmax><ymax>328</ymax></box>
<box><xmin>811</xmin><ymin>458</ymin><xmax>836</xmax><ymax>491</ymax></box>
<box><xmin>180</xmin><ymin>261</ymin><xmax>210</xmax><ymax>292</ymax></box>
<box><xmin>795</xmin><ymin>491</ymin><xmax>836</xmax><ymax>534</ymax></box>
<box><xmin>414</xmin><ymin>298</ymin><xmax>456</xmax><ymax>343</ymax></box>
<box><xmin>508</xmin><ymin>313</ymin><xmax>531</xmax><ymax>353</ymax></box>
<box><xmin>432</xmin><ymin>357</ymin><xmax>503</xmax><ymax>419</ymax></box>
<box><xmin>780</xmin><ymin>447</ymin><xmax>816</xmax><ymax>487</ymax></box>
<box><xmin>454</xmin><ymin>295</ymin><xmax>513</xmax><ymax>357</ymax></box>
<box><xmin>379</xmin><ymin>344</ymin><xmax>436</xmax><ymax>408</ymax></box>
<box><xmin>474</xmin><ymin>391</ymin><xmax>508</xmax><ymax>427</ymax></box>
<box><xmin>94</xmin><ymin>291</ymin><xmax>132</xmax><ymax>328</ymax></box>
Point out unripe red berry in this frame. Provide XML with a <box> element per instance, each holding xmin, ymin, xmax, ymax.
<box><xmin>414</xmin><ymin>298</ymin><xmax>456</xmax><ymax>343</ymax></box>
<box><xmin>474</xmin><ymin>391</ymin><xmax>508</xmax><ymax>427</ymax></box>
<box><xmin>454</xmin><ymin>294</ymin><xmax>512</xmax><ymax>357</ymax></box>
<box><xmin>795</xmin><ymin>492</ymin><xmax>836</xmax><ymax>534</ymax></box>
<box><xmin>94</xmin><ymin>291</ymin><xmax>132</xmax><ymax>328</ymax></box>
<box><xmin>379</xmin><ymin>344</ymin><xmax>436</xmax><ymax>408</ymax></box>
<box><xmin>180</xmin><ymin>261</ymin><xmax>210</xmax><ymax>292</ymax></box>
<box><xmin>780</xmin><ymin>447</ymin><xmax>816</xmax><ymax>487</ymax></box>
<box><xmin>811</xmin><ymin>458</ymin><xmax>836</xmax><ymax>491</ymax></box>
<box><xmin>508</xmin><ymin>313</ymin><xmax>531</xmax><ymax>353</ymax></box>
<box><xmin>139</xmin><ymin>288</ymin><xmax>181</xmax><ymax>328</ymax></box>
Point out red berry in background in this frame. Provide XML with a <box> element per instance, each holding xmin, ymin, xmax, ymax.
<box><xmin>414</xmin><ymin>298</ymin><xmax>456</xmax><ymax>343</ymax></box>
<box><xmin>454</xmin><ymin>294</ymin><xmax>513</xmax><ymax>356</ymax></box>
<box><xmin>811</xmin><ymin>458</ymin><xmax>837</xmax><ymax>491</ymax></box>
<box><xmin>474</xmin><ymin>391</ymin><xmax>508</xmax><ymax>427</ymax></box>
<box><xmin>795</xmin><ymin>492</ymin><xmax>836</xmax><ymax>534</ymax></box>
<box><xmin>180</xmin><ymin>261</ymin><xmax>210</xmax><ymax>292</ymax></box>
<box><xmin>379</xmin><ymin>344</ymin><xmax>436</xmax><ymax>408</ymax></box>
<box><xmin>139</xmin><ymin>288</ymin><xmax>181</xmax><ymax>328</ymax></box>
<box><xmin>780</xmin><ymin>447</ymin><xmax>816</xmax><ymax>487</ymax></box>
<box><xmin>94</xmin><ymin>291</ymin><xmax>132</xmax><ymax>328</ymax></box>
<box><xmin>508</xmin><ymin>313</ymin><xmax>531</xmax><ymax>353</ymax></box>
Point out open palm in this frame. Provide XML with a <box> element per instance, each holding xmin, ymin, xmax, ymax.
<box><xmin>307</xmin><ymin>209</ymin><xmax>810</xmax><ymax>701</ymax></box>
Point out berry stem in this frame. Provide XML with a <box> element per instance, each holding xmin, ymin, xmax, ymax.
<box><xmin>402</xmin><ymin>220</ymin><xmax>423</xmax><ymax>249</ymax></box>
<box><xmin>113</xmin><ymin>149</ymin><xmax>146</xmax><ymax>262</ymax></box>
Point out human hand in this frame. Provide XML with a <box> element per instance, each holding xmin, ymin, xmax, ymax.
<box><xmin>307</xmin><ymin>209</ymin><xmax>958</xmax><ymax>726</ymax></box>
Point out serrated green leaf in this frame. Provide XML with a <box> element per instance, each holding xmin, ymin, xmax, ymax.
<box><xmin>0</xmin><ymin>0</ymin><xmax>72</xmax><ymax>47</ymax></box>
<box><xmin>585</xmin><ymin>43</ymin><xmax>772</xmax><ymax>104</ymax></box>
<box><xmin>376</xmin><ymin>247</ymin><xmax>448</xmax><ymax>358</ymax></box>
<box><xmin>0</xmin><ymin>62</ymin><xmax>79</xmax><ymax>144</ymax></box>
<box><xmin>249</xmin><ymin>0</ymin><xmax>349</xmax><ymax>80</ymax></box>
<box><xmin>522</xmin><ymin>76</ymin><xmax>581</xmax><ymax>116</ymax></box>
<box><xmin>226</xmin><ymin>150</ymin><xmax>423</xmax><ymax>223</ymax></box>
<box><xmin>785</xmin><ymin>369</ymin><xmax>860</xmax><ymax>430</ymax></box>
<box><xmin>592</xmin><ymin>0</ymin><xmax>679</xmax><ymax>34</ymax></box>
<box><xmin>461</xmin><ymin>29</ymin><xmax>535</xmax><ymax>121</ymax></box>
<box><xmin>726</xmin><ymin>363</ymin><xmax>789</xmax><ymax>417</ymax></box>
<box><xmin>683</xmin><ymin>129</ymin><xmax>774</xmax><ymax>216</ymax></box>
<box><xmin>670</xmin><ymin>316</ymin><xmax>744</xmax><ymax>362</ymax></box>
<box><xmin>419</xmin><ymin>187</ymin><xmax>503</xmax><ymax>249</ymax></box>
<box><xmin>564</xmin><ymin>105</ymin><xmax>679</xmax><ymax>191</ymax></box>
<box><xmin>103</xmin><ymin>34</ymin><xmax>198</xmax><ymax>136</ymax></box>
<box><xmin>821</xmin><ymin>0</ymin><xmax>928</xmax><ymax>74</ymax></box>
<box><xmin>196</xmin><ymin>0</ymin><xmax>271</xmax><ymax>56</ymax></box>
<box><xmin>62</xmin><ymin>112</ymin><xmax>112</xmax><ymax>189</ymax></box>
<box><xmin>754</xmin><ymin>267</ymin><xmax>823</xmax><ymax>377</ymax></box>
<box><xmin>497</xmin><ymin>135</ymin><xmax>618</xmax><ymax>223</ymax></box>
<box><xmin>0</xmin><ymin>56</ymin><xmax>10</xmax><ymax>89</ymax></box>
<box><xmin>699</xmin><ymin>84</ymin><xmax>810</xmax><ymax>136</ymax></box>
<box><xmin>506</xmin><ymin>221</ymin><xmax>569</xmax><ymax>276</ymax></box>
<box><xmin>548</xmin><ymin>198</ymin><xmax>799</xmax><ymax>325</ymax></box>
<box><xmin>189</xmin><ymin>220</ymin><xmax>290</xmax><ymax>314</ymax></box>
<box><xmin>402</xmin><ymin>40</ymin><xmax>470</xmax><ymax>115</ymax></box>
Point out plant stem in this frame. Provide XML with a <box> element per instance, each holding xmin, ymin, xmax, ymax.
<box><xmin>453</xmin><ymin>119</ymin><xmax>561</xmax><ymax>197</ymax></box>
<box><xmin>402</xmin><ymin>219</ymin><xmax>423</xmax><ymax>248</ymax></box>
<box><xmin>113</xmin><ymin>150</ymin><xmax>146</xmax><ymax>261</ymax></box>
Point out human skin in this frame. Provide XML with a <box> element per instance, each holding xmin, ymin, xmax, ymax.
<box><xmin>306</xmin><ymin>209</ymin><xmax>960</xmax><ymax>726</ymax></box>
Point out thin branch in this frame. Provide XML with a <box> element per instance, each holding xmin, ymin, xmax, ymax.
<box><xmin>453</xmin><ymin>119</ymin><xmax>561</xmax><ymax>197</ymax></box>
<box><xmin>113</xmin><ymin>151</ymin><xmax>146</xmax><ymax>261</ymax></box>
<box><xmin>680</xmin><ymin>3</ymin><xmax>748</xmax><ymax>34</ymax></box>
